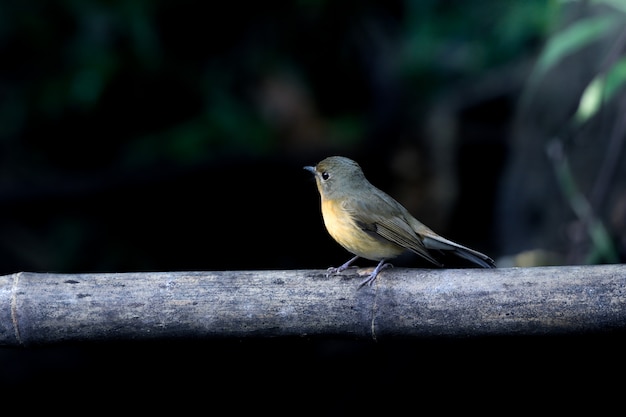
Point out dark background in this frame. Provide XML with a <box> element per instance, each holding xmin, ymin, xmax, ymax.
<box><xmin>1</xmin><ymin>0</ymin><xmax>625</xmax><ymax>411</ymax></box>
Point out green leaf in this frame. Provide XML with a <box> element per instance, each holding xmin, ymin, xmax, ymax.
<box><xmin>590</xmin><ymin>0</ymin><xmax>626</xmax><ymax>14</ymax></box>
<box><xmin>574</xmin><ymin>76</ymin><xmax>605</xmax><ymax>124</ymax></box>
<box><xmin>527</xmin><ymin>14</ymin><xmax>622</xmax><ymax>89</ymax></box>
<box><xmin>574</xmin><ymin>56</ymin><xmax>626</xmax><ymax>124</ymax></box>
<box><xmin>604</xmin><ymin>55</ymin><xmax>626</xmax><ymax>98</ymax></box>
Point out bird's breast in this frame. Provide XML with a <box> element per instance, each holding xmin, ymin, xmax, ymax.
<box><xmin>321</xmin><ymin>197</ymin><xmax>403</xmax><ymax>261</ymax></box>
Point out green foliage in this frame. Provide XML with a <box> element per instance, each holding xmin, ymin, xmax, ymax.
<box><xmin>527</xmin><ymin>0</ymin><xmax>626</xmax><ymax>264</ymax></box>
<box><xmin>529</xmin><ymin>14</ymin><xmax>622</xmax><ymax>85</ymax></box>
<box><xmin>402</xmin><ymin>0</ymin><xmax>555</xmax><ymax>91</ymax></box>
<box><xmin>547</xmin><ymin>141</ymin><xmax>619</xmax><ymax>264</ymax></box>
<box><xmin>575</xmin><ymin>56</ymin><xmax>626</xmax><ymax>124</ymax></box>
<box><xmin>0</xmin><ymin>0</ymin><xmax>557</xmax><ymax>175</ymax></box>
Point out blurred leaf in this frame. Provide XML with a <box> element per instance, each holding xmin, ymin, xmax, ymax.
<box><xmin>574</xmin><ymin>76</ymin><xmax>604</xmax><ymax>125</ymax></box>
<box><xmin>536</xmin><ymin>14</ymin><xmax>621</xmax><ymax>76</ymax></box>
<box><xmin>328</xmin><ymin>116</ymin><xmax>366</xmax><ymax>147</ymax></box>
<box><xmin>590</xmin><ymin>0</ymin><xmax>626</xmax><ymax>14</ymax></box>
<box><xmin>546</xmin><ymin>139</ymin><xmax>619</xmax><ymax>263</ymax></box>
<box><xmin>574</xmin><ymin>56</ymin><xmax>626</xmax><ymax>124</ymax></box>
<box><xmin>401</xmin><ymin>0</ymin><xmax>557</xmax><ymax>99</ymax></box>
<box><xmin>121</xmin><ymin>0</ymin><xmax>161</xmax><ymax>68</ymax></box>
<box><xmin>604</xmin><ymin>55</ymin><xmax>626</xmax><ymax>94</ymax></box>
<box><xmin>525</xmin><ymin>14</ymin><xmax>623</xmax><ymax>94</ymax></box>
<box><xmin>70</xmin><ymin>68</ymin><xmax>107</xmax><ymax>107</ymax></box>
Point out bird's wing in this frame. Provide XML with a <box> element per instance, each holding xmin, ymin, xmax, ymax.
<box><xmin>345</xmin><ymin>190</ymin><xmax>443</xmax><ymax>266</ymax></box>
<box><xmin>346</xmin><ymin>187</ymin><xmax>496</xmax><ymax>268</ymax></box>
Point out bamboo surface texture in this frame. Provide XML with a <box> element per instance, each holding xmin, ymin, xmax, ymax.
<box><xmin>1</xmin><ymin>264</ymin><xmax>625</xmax><ymax>345</ymax></box>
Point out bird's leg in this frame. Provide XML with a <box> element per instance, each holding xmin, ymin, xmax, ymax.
<box><xmin>358</xmin><ymin>259</ymin><xmax>393</xmax><ymax>289</ymax></box>
<box><xmin>326</xmin><ymin>255</ymin><xmax>360</xmax><ymax>277</ymax></box>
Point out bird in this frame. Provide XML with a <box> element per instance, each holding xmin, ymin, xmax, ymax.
<box><xmin>304</xmin><ymin>156</ymin><xmax>495</xmax><ymax>288</ymax></box>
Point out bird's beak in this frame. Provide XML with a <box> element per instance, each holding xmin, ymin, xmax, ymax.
<box><xmin>303</xmin><ymin>166</ymin><xmax>316</xmax><ymax>174</ymax></box>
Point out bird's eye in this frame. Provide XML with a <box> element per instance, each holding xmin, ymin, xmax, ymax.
<box><xmin>321</xmin><ymin>171</ymin><xmax>330</xmax><ymax>181</ymax></box>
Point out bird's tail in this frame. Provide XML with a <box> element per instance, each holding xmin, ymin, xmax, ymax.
<box><xmin>422</xmin><ymin>235</ymin><xmax>496</xmax><ymax>268</ymax></box>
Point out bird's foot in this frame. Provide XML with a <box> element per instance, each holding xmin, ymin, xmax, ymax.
<box><xmin>325</xmin><ymin>255</ymin><xmax>360</xmax><ymax>277</ymax></box>
<box><xmin>358</xmin><ymin>261</ymin><xmax>393</xmax><ymax>289</ymax></box>
<box><xmin>325</xmin><ymin>266</ymin><xmax>343</xmax><ymax>277</ymax></box>
<box><xmin>326</xmin><ymin>265</ymin><xmax>357</xmax><ymax>277</ymax></box>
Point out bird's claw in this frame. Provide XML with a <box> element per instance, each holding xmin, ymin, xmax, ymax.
<box><xmin>325</xmin><ymin>266</ymin><xmax>341</xmax><ymax>277</ymax></box>
<box><xmin>326</xmin><ymin>256</ymin><xmax>360</xmax><ymax>277</ymax></box>
<box><xmin>325</xmin><ymin>265</ymin><xmax>354</xmax><ymax>277</ymax></box>
<box><xmin>357</xmin><ymin>263</ymin><xmax>393</xmax><ymax>289</ymax></box>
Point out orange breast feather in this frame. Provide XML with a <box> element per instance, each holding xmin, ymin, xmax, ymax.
<box><xmin>321</xmin><ymin>198</ymin><xmax>403</xmax><ymax>261</ymax></box>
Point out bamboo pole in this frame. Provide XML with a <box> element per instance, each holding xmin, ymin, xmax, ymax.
<box><xmin>1</xmin><ymin>265</ymin><xmax>625</xmax><ymax>346</ymax></box>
